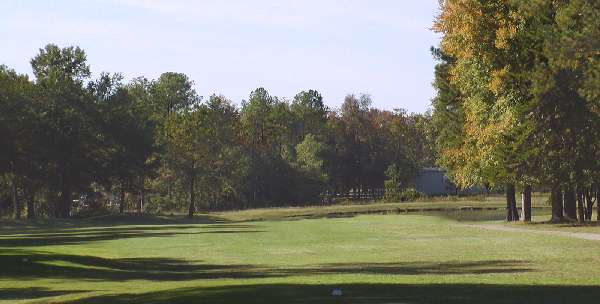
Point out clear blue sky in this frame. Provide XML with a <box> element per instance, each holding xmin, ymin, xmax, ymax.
<box><xmin>1</xmin><ymin>0</ymin><xmax>441</xmax><ymax>113</ymax></box>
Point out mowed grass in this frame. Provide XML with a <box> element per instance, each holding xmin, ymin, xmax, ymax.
<box><xmin>1</xmin><ymin>197</ymin><xmax>600</xmax><ymax>304</ymax></box>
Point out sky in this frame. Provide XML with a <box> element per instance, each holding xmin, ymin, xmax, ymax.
<box><xmin>1</xmin><ymin>0</ymin><xmax>441</xmax><ymax>113</ymax></box>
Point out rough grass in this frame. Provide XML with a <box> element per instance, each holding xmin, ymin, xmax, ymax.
<box><xmin>2</xmin><ymin>196</ymin><xmax>600</xmax><ymax>304</ymax></box>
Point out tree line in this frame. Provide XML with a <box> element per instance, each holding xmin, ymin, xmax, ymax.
<box><xmin>0</xmin><ymin>44</ymin><xmax>435</xmax><ymax>218</ymax></box>
<box><xmin>432</xmin><ymin>0</ymin><xmax>600</xmax><ymax>223</ymax></box>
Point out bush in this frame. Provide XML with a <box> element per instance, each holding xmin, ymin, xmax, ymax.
<box><xmin>73</xmin><ymin>199</ymin><xmax>112</xmax><ymax>218</ymax></box>
<box><xmin>145</xmin><ymin>195</ymin><xmax>182</xmax><ymax>214</ymax></box>
<box><xmin>385</xmin><ymin>186</ymin><xmax>423</xmax><ymax>202</ymax></box>
<box><xmin>399</xmin><ymin>188</ymin><xmax>422</xmax><ymax>201</ymax></box>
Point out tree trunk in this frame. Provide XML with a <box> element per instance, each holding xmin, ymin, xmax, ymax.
<box><xmin>11</xmin><ymin>178</ymin><xmax>21</xmax><ymax>219</ymax></box>
<box><xmin>521</xmin><ymin>185</ymin><xmax>532</xmax><ymax>222</ymax></box>
<box><xmin>26</xmin><ymin>188</ymin><xmax>35</xmax><ymax>219</ymax></box>
<box><xmin>551</xmin><ymin>184</ymin><xmax>564</xmax><ymax>223</ymax></box>
<box><xmin>188</xmin><ymin>174</ymin><xmax>195</xmax><ymax>218</ymax></box>
<box><xmin>585</xmin><ymin>185</ymin><xmax>594</xmax><ymax>221</ymax></box>
<box><xmin>564</xmin><ymin>186</ymin><xmax>577</xmax><ymax>221</ymax></box>
<box><xmin>168</xmin><ymin>181</ymin><xmax>173</xmax><ymax>201</ymax></box>
<box><xmin>119</xmin><ymin>184</ymin><xmax>126</xmax><ymax>214</ymax></box>
<box><xmin>576</xmin><ymin>185</ymin><xmax>585</xmax><ymax>224</ymax></box>
<box><xmin>58</xmin><ymin>172</ymin><xmax>72</xmax><ymax>218</ymax></box>
<box><xmin>250</xmin><ymin>140</ymin><xmax>256</xmax><ymax>208</ymax></box>
<box><xmin>505</xmin><ymin>185</ymin><xmax>512</xmax><ymax>221</ymax></box>
<box><xmin>138</xmin><ymin>187</ymin><xmax>144</xmax><ymax>215</ymax></box>
<box><xmin>597</xmin><ymin>185</ymin><xmax>600</xmax><ymax>222</ymax></box>
<box><xmin>505</xmin><ymin>183</ymin><xmax>519</xmax><ymax>222</ymax></box>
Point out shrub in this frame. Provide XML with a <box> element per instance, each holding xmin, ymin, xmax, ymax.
<box><xmin>399</xmin><ymin>188</ymin><xmax>422</xmax><ymax>201</ymax></box>
<box><xmin>385</xmin><ymin>185</ymin><xmax>423</xmax><ymax>202</ymax></box>
<box><xmin>73</xmin><ymin>199</ymin><xmax>112</xmax><ymax>218</ymax></box>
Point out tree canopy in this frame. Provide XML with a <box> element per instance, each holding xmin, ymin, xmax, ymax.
<box><xmin>433</xmin><ymin>0</ymin><xmax>600</xmax><ymax>222</ymax></box>
<box><xmin>0</xmin><ymin>44</ymin><xmax>434</xmax><ymax>217</ymax></box>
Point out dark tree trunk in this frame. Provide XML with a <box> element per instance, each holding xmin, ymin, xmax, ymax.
<box><xmin>551</xmin><ymin>184</ymin><xmax>564</xmax><ymax>223</ymax></box>
<box><xmin>576</xmin><ymin>185</ymin><xmax>585</xmax><ymax>224</ymax></box>
<box><xmin>26</xmin><ymin>188</ymin><xmax>35</xmax><ymax>219</ymax></box>
<box><xmin>505</xmin><ymin>190</ymin><xmax>512</xmax><ymax>221</ymax></box>
<box><xmin>168</xmin><ymin>181</ymin><xmax>173</xmax><ymax>201</ymax></box>
<box><xmin>58</xmin><ymin>173</ymin><xmax>72</xmax><ymax>218</ymax></box>
<box><xmin>597</xmin><ymin>185</ymin><xmax>600</xmax><ymax>222</ymax></box>
<box><xmin>188</xmin><ymin>174</ymin><xmax>195</xmax><ymax>218</ymax></box>
<box><xmin>250</xmin><ymin>140</ymin><xmax>256</xmax><ymax>208</ymax></box>
<box><xmin>119</xmin><ymin>184</ymin><xmax>126</xmax><ymax>214</ymax></box>
<box><xmin>564</xmin><ymin>186</ymin><xmax>577</xmax><ymax>221</ymax></box>
<box><xmin>521</xmin><ymin>185</ymin><xmax>532</xmax><ymax>222</ymax></box>
<box><xmin>512</xmin><ymin>200</ymin><xmax>519</xmax><ymax>221</ymax></box>
<box><xmin>506</xmin><ymin>184</ymin><xmax>519</xmax><ymax>222</ymax></box>
<box><xmin>11</xmin><ymin>178</ymin><xmax>21</xmax><ymax>219</ymax></box>
<box><xmin>138</xmin><ymin>187</ymin><xmax>145</xmax><ymax>215</ymax></box>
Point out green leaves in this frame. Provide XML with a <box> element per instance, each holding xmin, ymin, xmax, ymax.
<box><xmin>150</xmin><ymin>72</ymin><xmax>200</xmax><ymax>116</ymax></box>
<box><xmin>3</xmin><ymin>42</ymin><xmax>441</xmax><ymax>215</ymax></box>
<box><xmin>296</xmin><ymin>134</ymin><xmax>325</xmax><ymax>174</ymax></box>
<box><xmin>434</xmin><ymin>0</ymin><xmax>600</xmax><ymax>190</ymax></box>
<box><xmin>30</xmin><ymin>44</ymin><xmax>90</xmax><ymax>86</ymax></box>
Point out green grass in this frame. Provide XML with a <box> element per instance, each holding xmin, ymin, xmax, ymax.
<box><xmin>2</xmin><ymin>197</ymin><xmax>600</xmax><ymax>304</ymax></box>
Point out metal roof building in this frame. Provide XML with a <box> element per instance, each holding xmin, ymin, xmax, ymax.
<box><xmin>412</xmin><ymin>168</ymin><xmax>485</xmax><ymax>196</ymax></box>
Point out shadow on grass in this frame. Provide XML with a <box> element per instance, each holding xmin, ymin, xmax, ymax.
<box><xmin>61</xmin><ymin>283</ymin><xmax>600</xmax><ymax>304</ymax></box>
<box><xmin>0</xmin><ymin>287</ymin><xmax>88</xmax><ymax>300</ymax></box>
<box><xmin>525</xmin><ymin>220</ymin><xmax>600</xmax><ymax>227</ymax></box>
<box><xmin>0</xmin><ymin>213</ymin><xmax>233</xmax><ymax>235</ymax></box>
<box><xmin>308</xmin><ymin>260</ymin><xmax>533</xmax><ymax>275</ymax></box>
<box><xmin>0</xmin><ymin>250</ymin><xmax>265</xmax><ymax>281</ymax></box>
<box><xmin>425</xmin><ymin>209</ymin><xmax>554</xmax><ymax>222</ymax></box>
<box><xmin>0</xmin><ymin>249</ymin><xmax>533</xmax><ymax>282</ymax></box>
<box><xmin>424</xmin><ymin>210</ymin><xmax>507</xmax><ymax>222</ymax></box>
<box><xmin>0</xmin><ymin>222</ymin><xmax>264</xmax><ymax>247</ymax></box>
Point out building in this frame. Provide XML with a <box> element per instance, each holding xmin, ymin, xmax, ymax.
<box><xmin>411</xmin><ymin>168</ymin><xmax>485</xmax><ymax>196</ymax></box>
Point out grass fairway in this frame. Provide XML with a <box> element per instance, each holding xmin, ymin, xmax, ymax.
<box><xmin>2</xmin><ymin>200</ymin><xmax>600</xmax><ymax>303</ymax></box>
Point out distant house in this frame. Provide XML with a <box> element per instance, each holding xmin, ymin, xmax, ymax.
<box><xmin>411</xmin><ymin>168</ymin><xmax>485</xmax><ymax>196</ymax></box>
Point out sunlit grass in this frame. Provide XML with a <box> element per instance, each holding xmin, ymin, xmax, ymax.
<box><xmin>2</xmin><ymin>197</ymin><xmax>600</xmax><ymax>303</ymax></box>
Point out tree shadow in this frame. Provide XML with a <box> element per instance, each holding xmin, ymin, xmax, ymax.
<box><xmin>0</xmin><ymin>213</ymin><xmax>238</xmax><ymax>235</ymax></box>
<box><xmin>0</xmin><ymin>287</ymin><xmax>89</xmax><ymax>300</ymax></box>
<box><xmin>0</xmin><ymin>250</ymin><xmax>269</xmax><ymax>281</ymax></box>
<box><xmin>299</xmin><ymin>260</ymin><xmax>533</xmax><ymax>275</ymax></box>
<box><xmin>423</xmin><ymin>210</ymin><xmax>507</xmax><ymax>222</ymax></box>
<box><xmin>61</xmin><ymin>283</ymin><xmax>600</xmax><ymax>304</ymax></box>
<box><xmin>526</xmin><ymin>220</ymin><xmax>600</xmax><ymax>227</ymax></box>
<box><xmin>0</xmin><ymin>223</ymin><xmax>264</xmax><ymax>247</ymax></box>
<box><xmin>424</xmin><ymin>208</ymin><xmax>554</xmax><ymax>222</ymax></box>
<box><xmin>0</xmin><ymin>249</ymin><xmax>533</xmax><ymax>283</ymax></box>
